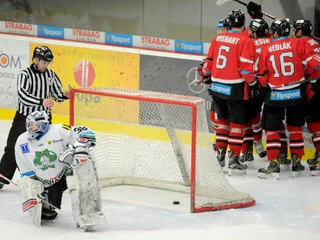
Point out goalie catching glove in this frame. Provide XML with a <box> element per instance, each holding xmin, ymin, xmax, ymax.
<box><xmin>59</xmin><ymin>130</ymin><xmax>96</xmax><ymax>168</ymax></box>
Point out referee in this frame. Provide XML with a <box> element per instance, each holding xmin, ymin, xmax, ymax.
<box><xmin>0</xmin><ymin>46</ymin><xmax>69</xmax><ymax>189</ymax></box>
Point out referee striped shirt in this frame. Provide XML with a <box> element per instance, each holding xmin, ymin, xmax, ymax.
<box><xmin>17</xmin><ymin>64</ymin><xmax>68</xmax><ymax>116</ymax></box>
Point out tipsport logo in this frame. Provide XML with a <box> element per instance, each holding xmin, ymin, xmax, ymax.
<box><xmin>105</xmin><ymin>33</ymin><xmax>132</xmax><ymax>47</ymax></box>
<box><xmin>270</xmin><ymin>89</ymin><xmax>301</xmax><ymax>101</ymax></box>
<box><xmin>38</xmin><ymin>25</ymin><xmax>64</xmax><ymax>39</ymax></box>
<box><xmin>175</xmin><ymin>40</ymin><xmax>203</xmax><ymax>54</ymax></box>
<box><xmin>210</xmin><ymin>83</ymin><xmax>231</xmax><ymax>96</ymax></box>
<box><xmin>0</xmin><ymin>53</ymin><xmax>22</xmax><ymax>69</ymax></box>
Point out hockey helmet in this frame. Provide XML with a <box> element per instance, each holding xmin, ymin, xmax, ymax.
<box><xmin>217</xmin><ymin>17</ymin><xmax>231</xmax><ymax>29</ymax></box>
<box><xmin>270</xmin><ymin>19</ymin><xmax>291</xmax><ymax>37</ymax></box>
<box><xmin>293</xmin><ymin>19</ymin><xmax>313</xmax><ymax>36</ymax></box>
<box><xmin>228</xmin><ymin>10</ymin><xmax>245</xmax><ymax>28</ymax></box>
<box><xmin>32</xmin><ymin>46</ymin><xmax>54</xmax><ymax>62</ymax></box>
<box><xmin>249</xmin><ymin>18</ymin><xmax>269</xmax><ymax>38</ymax></box>
<box><xmin>26</xmin><ymin>110</ymin><xmax>50</xmax><ymax>139</ymax></box>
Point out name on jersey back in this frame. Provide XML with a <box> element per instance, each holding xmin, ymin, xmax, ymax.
<box><xmin>268</xmin><ymin>42</ymin><xmax>291</xmax><ymax>52</ymax></box>
<box><xmin>216</xmin><ymin>35</ymin><xmax>240</xmax><ymax>45</ymax></box>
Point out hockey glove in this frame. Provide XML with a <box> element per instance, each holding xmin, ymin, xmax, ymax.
<box><xmin>78</xmin><ymin>130</ymin><xmax>96</xmax><ymax>147</ymax></box>
<box><xmin>249</xmin><ymin>79</ymin><xmax>260</xmax><ymax>98</ymax></box>
<box><xmin>72</xmin><ymin>138</ymin><xmax>92</xmax><ymax>167</ymax></box>
<box><xmin>247</xmin><ymin>1</ymin><xmax>263</xmax><ymax>19</ymax></box>
<box><xmin>58</xmin><ymin>145</ymin><xmax>75</xmax><ymax>168</ymax></box>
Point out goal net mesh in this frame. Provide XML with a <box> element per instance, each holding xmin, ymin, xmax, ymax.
<box><xmin>70</xmin><ymin>88</ymin><xmax>255</xmax><ymax>212</ymax></box>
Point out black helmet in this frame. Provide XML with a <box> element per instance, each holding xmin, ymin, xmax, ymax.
<box><xmin>249</xmin><ymin>18</ymin><xmax>269</xmax><ymax>38</ymax></box>
<box><xmin>217</xmin><ymin>17</ymin><xmax>231</xmax><ymax>29</ymax></box>
<box><xmin>293</xmin><ymin>19</ymin><xmax>313</xmax><ymax>36</ymax></box>
<box><xmin>270</xmin><ymin>19</ymin><xmax>291</xmax><ymax>37</ymax></box>
<box><xmin>228</xmin><ymin>10</ymin><xmax>245</xmax><ymax>28</ymax></box>
<box><xmin>33</xmin><ymin>46</ymin><xmax>54</xmax><ymax>62</ymax></box>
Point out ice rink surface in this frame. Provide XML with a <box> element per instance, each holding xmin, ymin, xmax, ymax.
<box><xmin>0</xmin><ymin>119</ymin><xmax>320</xmax><ymax>240</ymax></box>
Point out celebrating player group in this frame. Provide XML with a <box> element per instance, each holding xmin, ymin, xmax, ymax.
<box><xmin>198</xmin><ymin>1</ymin><xmax>320</xmax><ymax>179</ymax></box>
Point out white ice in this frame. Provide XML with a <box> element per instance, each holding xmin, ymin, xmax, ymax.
<box><xmin>0</xmin><ymin>119</ymin><xmax>320</xmax><ymax>240</ymax></box>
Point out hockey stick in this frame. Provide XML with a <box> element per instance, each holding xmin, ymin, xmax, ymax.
<box><xmin>216</xmin><ymin>0</ymin><xmax>320</xmax><ymax>42</ymax></box>
<box><xmin>270</xmin><ymin>77</ymin><xmax>320</xmax><ymax>89</ymax></box>
<box><xmin>0</xmin><ymin>173</ymin><xmax>18</xmax><ymax>186</ymax></box>
<box><xmin>216</xmin><ymin>0</ymin><xmax>276</xmax><ymax>19</ymax></box>
<box><xmin>0</xmin><ymin>173</ymin><xmax>64</xmax><ymax>214</ymax></box>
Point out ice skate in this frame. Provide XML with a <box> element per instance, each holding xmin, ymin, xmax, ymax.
<box><xmin>254</xmin><ymin>142</ymin><xmax>266</xmax><ymax>158</ymax></box>
<box><xmin>278</xmin><ymin>149</ymin><xmax>291</xmax><ymax>171</ymax></box>
<box><xmin>291</xmin><ymin>154</ymin><xmax>305</xmax><ymax>178</ymax></box>
<box><xmin>239</xmin><ymin>150</ymin><xmax>254</xmax><ymax>168</ymax></box>
<box><xmin>217</xmin><ymin>148</ymin><xmax>226</xmax><ymax>168</ymax></box>
<box><xmin>258</xmin><ymin>160</ymin><xmax>280</xmax><ymax>180</ymax></box>
<box><xmin>307</xmin><ymin>152</ymin><xmax>320</xmax><ymax>176</ymax></box>
<box><xmin>228</xmin><ymin>155</ymin><xmax>247</xmax><ymax>176</ymax></box>
<box><xmin>212</xmin><ymin>142</ymin><xmax>217</xmax><ymax>152</ymax></box>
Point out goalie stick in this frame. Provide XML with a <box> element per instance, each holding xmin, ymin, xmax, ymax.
<box><xmin>0</xmin><ymin>173</ymin><xmax>64</xmax><ymax>214</ymax></box>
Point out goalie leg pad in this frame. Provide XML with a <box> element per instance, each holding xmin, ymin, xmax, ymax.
<box><xmin>31</xmin><ymin>202</ymin><xmax>43</xmax><ymax>227</ymax></box>
<box><xmin>67</xmin><ymin>159</ymin><xmax>106</xmax><ymax>227</ymax></box>
<box><xmin>18</xmin><ymin>176</ymin><xmax>44</xmax><ymax>200</ymax></box>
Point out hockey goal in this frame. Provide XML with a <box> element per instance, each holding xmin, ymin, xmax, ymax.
<box><xmin>69</xmin><ymin>88</ymin><xmax>255</xmax><ymax>213</ymax></box>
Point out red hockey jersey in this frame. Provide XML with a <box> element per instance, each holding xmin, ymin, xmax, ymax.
<box><xmin>301</xmin><ymin>37</ymin><xmax>320</xmax><ymax>79</ymax></box>
<box><xmin>252</xmin><ymin>37</ymin><xmax>272</xmax><ymax>71</ymax></box>
<box><xmin>257</xmin><ymin>37</ymin><xmax>320</xmax><ymax>106</ymax></box>
<box><xmin>203</xmin><ymin>30</ymin><xmax>256</xmax><ymax>100</ymax></box>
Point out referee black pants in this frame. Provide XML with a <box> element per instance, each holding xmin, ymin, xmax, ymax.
<box><xmin>0</xmin><ymin>112</ymin><xmax>27</xmax><ymax>184</ymax></box>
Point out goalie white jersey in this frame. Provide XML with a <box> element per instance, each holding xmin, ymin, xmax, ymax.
<box><xmin>15</xmin><ymin>124</ymin><xmax>89</xmax><ymax>187</ymax></box>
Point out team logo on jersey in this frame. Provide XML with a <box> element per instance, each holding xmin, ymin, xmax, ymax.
<box><xmin>47</xmin><ymin>78</ymin><xmax>53</xmax><ymax>85</ymax></box>
<box><xmin>20</xmin><ymin>143</ymin><xmax>30</xmax><ymax>154</ymax></box>
<box><xmin>270</xmin><ymin>89</ymin><xmax>301</xmax><ymax>101</ymax></box>
<box><xmin>210</xmin><ymin>83</ymin><xmax>231</xmax><ymax>96</ymax></box>
<box><xmin>33</xmin><ymin>149</ymin><xmax>57</xmax><ymax>171</ymax></box>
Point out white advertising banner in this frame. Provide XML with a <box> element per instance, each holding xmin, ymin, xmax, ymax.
<box><xmin>0</xmin><ymin>21</ymin><xmax>37</xmax><ymax>36</ymax></box>
<box><xmin>133</xmin><ymin>35</ymin><xmax>175</xmax><ymax>51</ymax></box>
<box><xmin>0</xmin><ymin>38</ymin><xmax>29</xmax><ymax>110</ymax></box>
<box><xmin>64</xmin><ymin>28</ymin><xmax>105</xmax><ymax>44</ymax></box>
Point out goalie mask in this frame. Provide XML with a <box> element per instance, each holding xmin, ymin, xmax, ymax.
<box><xmin>26</xmin><ymin>111</ymin><xmax>50</xmax><ymax>140</ymax></box>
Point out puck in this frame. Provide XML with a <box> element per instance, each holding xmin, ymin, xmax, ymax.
<box><xmin>173</xmin><ymin>201</ymin><xmax>180</xmax><ymax>205</ymax></box>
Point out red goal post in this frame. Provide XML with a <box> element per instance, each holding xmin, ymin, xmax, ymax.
<box><xmin>69</xmin><ymin>88</ymin><xmax>255</xmax><ymax>213</ymax></box>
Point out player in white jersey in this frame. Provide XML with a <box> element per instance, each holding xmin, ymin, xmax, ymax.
<box><xmin>15</xmin><ymin>110</ymin><xmax>105</xmax><ymax>229</ymax></box>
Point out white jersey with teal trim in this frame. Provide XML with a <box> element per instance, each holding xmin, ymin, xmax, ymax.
<box><xmin>15</xmin><ymin>124</ymin><xmax>89</xmax><ymax>187</ymax></box>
